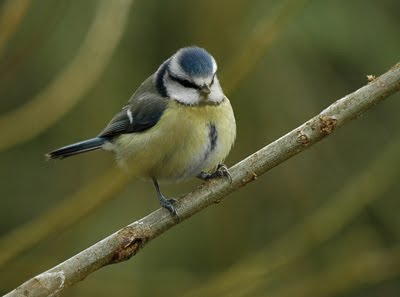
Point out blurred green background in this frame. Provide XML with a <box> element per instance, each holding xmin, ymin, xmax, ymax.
<box><xmin>1</xmin><ymin>0</ymin><xmax>400</xmax><ymax>296</ymax></box>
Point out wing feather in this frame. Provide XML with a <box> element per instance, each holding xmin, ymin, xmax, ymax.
<box><xmin>98</xmin><ymin>75</ymin><xmax>168</xmax><ymax>138</ymax></box>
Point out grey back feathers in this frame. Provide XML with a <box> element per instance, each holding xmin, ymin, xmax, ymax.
<box><xmin>99</xmin><ymin>76</ymin><xmax>168</xmax><ymax>138</ymax></box>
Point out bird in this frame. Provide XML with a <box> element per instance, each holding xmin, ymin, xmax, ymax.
<box><xmin>46</xmin><ymin>46</ymin><xmax>236</xmax><ymax>216</ymax></box>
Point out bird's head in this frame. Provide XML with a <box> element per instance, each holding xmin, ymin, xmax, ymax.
<box><xmin>155</xmin><ymin>46</ymin><xmax>224</xmax><ymax>105</ymax></box>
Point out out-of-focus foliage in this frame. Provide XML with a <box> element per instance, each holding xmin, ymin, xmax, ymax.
<box><xmin>1</xmin><ymin>0</ymin><xmax>400</xmax><ymax>296</ymax></box>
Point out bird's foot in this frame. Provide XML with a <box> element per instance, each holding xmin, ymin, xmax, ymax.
<box><xmin>152</xmin><ymin>178</ymin><xmax>179</xmax><ymax>218</ymax></box>
<box><xmin>159</xmin><ymin>195</ymin><xmax>178</xmax><ymax>217</ymax></box>
<box><xmin>197</xmin><ymin>163</ymin><xmax>232</xmax><ymax>183</ymax></box>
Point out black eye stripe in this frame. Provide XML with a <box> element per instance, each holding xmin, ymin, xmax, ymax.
<box><xmin>168</xmin><ymin>72</ymin><xmax>200</xmax><ymax>90</ymax></box>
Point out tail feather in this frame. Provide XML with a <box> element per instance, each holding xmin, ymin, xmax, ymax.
<box><xmin>46</xmin><ymin>137</ymin><xmax>107</xmax><ymax>160</ymax></box>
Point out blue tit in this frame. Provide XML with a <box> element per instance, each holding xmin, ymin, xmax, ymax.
<box><xmin>46</xmin><ymin>46</ymin><xmax>236</xmax><ymax>216</ymax></box>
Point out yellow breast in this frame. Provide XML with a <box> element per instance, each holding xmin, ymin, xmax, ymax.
<box><xmin>113</xmin><ymin>98</ymin><xmax>236</xmax><ymax>182</ymax></box>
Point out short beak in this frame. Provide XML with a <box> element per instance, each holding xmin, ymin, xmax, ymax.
<box><xmin>200</xmin><ymin>84</ymin><xmax>211</xmax><ymax>95</ymax></box>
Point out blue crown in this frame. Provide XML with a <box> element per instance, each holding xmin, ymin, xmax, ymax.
<box><xmin>178</xmin><ymin>47</ymin><xmax>214</xmax><ymax>77</ymax></box>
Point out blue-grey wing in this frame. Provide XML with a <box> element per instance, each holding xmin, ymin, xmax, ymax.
<box><xmin>99</xmin><ymin>76</ymin><xmax>168</xmax><ymax>138</ymax></box>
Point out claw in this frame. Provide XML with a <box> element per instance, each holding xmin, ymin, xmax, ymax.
<box><xmin>197</xmin><ymin>163</ymin><xmax>232</xmax><ymax>183</ymax></box>
<box><xmin>217</xmin><ymin>163</ymin><xmax>232</xmax><ymax>183</ymax></box>
<box><xmin>159</xmin><ymin>197</ymin><xmax>178</xmax><ymax>216</ymax></box>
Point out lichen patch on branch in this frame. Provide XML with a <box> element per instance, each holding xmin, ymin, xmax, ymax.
<box><xmin>296</xmin><ymin>130</ymin><xmax>310</xmax><ymax>146</ymax></box>
<box><xmin>319</xmin><ymin>116</ymin><xmax>338</xmax><ymax>135</ymax></box>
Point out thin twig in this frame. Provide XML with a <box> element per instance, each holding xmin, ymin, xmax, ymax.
<box><xmin>4</xmin><ymin>62</ymin><xmax>400</xmax><ymax>297</ymax></box>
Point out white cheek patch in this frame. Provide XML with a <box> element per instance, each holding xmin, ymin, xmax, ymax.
<box><xmin>166</xmin><ymin>79</ymin><xmax>201</xmax><ymax>105</ymax></box>
<box><xmin>165</xmin><ymin>75</ymin><xmax>225</xmax><ymax>105</ymax></box>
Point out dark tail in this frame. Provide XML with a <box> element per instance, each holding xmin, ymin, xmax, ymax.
<box><xmin>46</xmin><ymin>137</ymin><xmax>107</xmax><ymax>160</ymax></box>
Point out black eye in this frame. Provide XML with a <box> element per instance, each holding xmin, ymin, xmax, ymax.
<box><xmin>210</xmin><ymin>73</ymin><xmax>216</xmax><ymax>86</ymax></box>
<box><xmin>168</xmin><ymin>72</ymin><xmax>200</xmax><ymax>90</ymax></box>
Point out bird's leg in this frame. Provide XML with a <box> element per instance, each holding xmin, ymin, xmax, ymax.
<box><xmin>197</xmin><ymin>163</ymin><xmax>232</xmax><ymax>183</ymax></box>
<box><xmin>152</xmin><ymin>178</ymin><xmax>178</xmax><ymax>216</ymax></box>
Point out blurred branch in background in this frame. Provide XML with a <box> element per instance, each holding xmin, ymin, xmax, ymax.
<box><xmin>0</xmin><ymin>2</ymin><xmax>69</xmax><ymax>90</ymax></box>
<box><xmin>270</xmin><ymin>247</ymin><xmax>400</xmax><ymax>297</ymax></box>
<box><xmin>222</xmin><ymin>0</ymin><xmax>311</xmax><ymax>93</ymax></box>
<box><xmin>0</xmin><ymin>0</ymin><xmax>31</xmax><ymax>58</ymax></box>
<box><xmin>0</xmin><ymin>1</ymin><xmax>307</xmax><ymax>267</ymax></box>
<box><xmin>184</xmin><ymin>133</ymin><xmax>400</xmax><ymax>297</ymax></box>
<box><xmin>0</xmin><ymin>0</ymin><xmax>133</xmax><ymax>152</ymax></box>
<box><xmin>5</xmin><ymin>61</ymin><xmax>400</xmax><ymax>297</ymax></box>
<box><xmin>0</xmin><ymin>167</ymin><xmax>129</xmax><ymax>267</ymax></box>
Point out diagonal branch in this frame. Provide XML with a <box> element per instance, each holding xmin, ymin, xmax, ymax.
<box><xmin>5</xmin><ymin>62</ymin><xmax>400</xmax><ymax>297</ymax></box>
<box><xmin>183</xmin><ymin>131</ymin><xmax>400</xmax><ymax>297</ymax></box>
